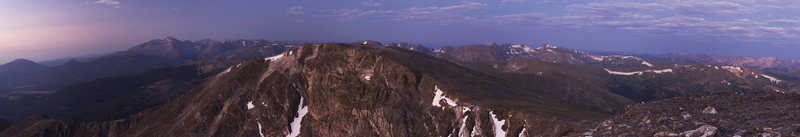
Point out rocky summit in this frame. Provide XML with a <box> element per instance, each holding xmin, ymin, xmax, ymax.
<box><xmin>0</xmin><ymin>43</ymin><xmax>633</xmax><ymax>137</ymax></box>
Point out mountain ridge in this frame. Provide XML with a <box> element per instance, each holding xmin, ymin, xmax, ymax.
<box><xmin>0</xmin><ymin>43</ymin><xmax>633</xmax><ymax>136</ymax></box>
<box><xmin>0</xmin><ymin>37</ymin><xmax>295</xmax><ymax>93</ymax></box>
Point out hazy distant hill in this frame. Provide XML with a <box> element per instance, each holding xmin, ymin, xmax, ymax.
<box><xmin>0</xmin><ymin>62</ymin><xmax>228</xmax><ymax>122</ymax></box>
<box><xmin>37</xmin><ymin>54</ymin><xmax>104</xmax><ymax>67</ymax></box>
<box><xmin>0</xmin><ymin>37</ymin><xmax>297</xmax><ymax>93</ymax></box>
<box><xmin>0</xmin><ymin>59</ymin><xmax>47</xmax><ymax>92</ymax></box>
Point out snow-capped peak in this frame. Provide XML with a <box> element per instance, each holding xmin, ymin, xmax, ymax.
<box><xmin>506</xmin><ymin>44</ymin><xmax>536</xmax><ymax>55</ymax></box>
<box><xmin>535</xmin><ymin>44</ymin><xmax>557</xmax><ymax>50</ymax></box>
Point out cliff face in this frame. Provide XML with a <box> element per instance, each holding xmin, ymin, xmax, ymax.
<box><xmin>1</xmin><ymin>43</ymin><xmax>631</xmax><ymax>137</ymax></box>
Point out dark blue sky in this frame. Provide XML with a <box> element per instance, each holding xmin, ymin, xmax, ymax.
<box><xmin>3</xmin><ymin>0</ymin><xmax>800</xmax><ymax>63</ymax></box>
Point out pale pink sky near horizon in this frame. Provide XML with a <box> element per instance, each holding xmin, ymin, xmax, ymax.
<box><xmin>3</xmin><ymin>0</ymin><xmax>800</xmax><ymax>64</ymax></box>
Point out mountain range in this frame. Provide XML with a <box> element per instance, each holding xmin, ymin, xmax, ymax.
<box><xmin>0</xmin><ymin>38</ymin><xmax>798</xmax><ymax>136</ymax></box>
<box><xmin>0</xmin><ymin>37</ymin><xmax>297</xmax><ymax>94</ymax></box>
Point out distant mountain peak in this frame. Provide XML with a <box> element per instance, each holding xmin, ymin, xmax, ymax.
<box><xmin>0</xmin><ymin>58</ymin><xmax>46</xmax><ymax>72</ymax></box>
<box><xmin>486</xmin><ymin>42</ymin><xmax>498</xmax><ymax>47</ymax></box>
<box><xmin>7</xmin><ymin>58</ymin><xmax>37</xmax><ymax>65</ymax></box>
<box><xmin>64</xmin><ymin>59</ymin><xmax>81</xmax><ymax>65</ymax></box>
<box><xmin>163</xmin><ymin>36</ymin><xmax>178</xmax><ymax>42</ymax></box>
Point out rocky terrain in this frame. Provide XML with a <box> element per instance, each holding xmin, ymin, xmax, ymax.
<box><xmin>588</xmin><ymin>92</ymin><xmax>800</xmax><ymax>136</ymax></box>
<box><xmin>370</xmin><ymin>41</ymin><xmax>660</xmax><ymax>68</ymax></box>
<box><xmin>599</xmin><ymin>52</ymin><xmax>800</xmax><ymax>81</ymax></box>
<box><xmin>0</xmin><ymin>43</ymin><xmax>635</xmax><ymax>136</ymax></box>
<box><xmin>2</xmin><ymin>40</ymin><xmax>800</xmax><ymax>136</ymax></box>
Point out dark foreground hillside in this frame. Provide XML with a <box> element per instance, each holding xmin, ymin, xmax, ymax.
<box><xmin>588</xmin><ymin>92</ymin><xmax>800</xmax><ymax>136</ymax></box>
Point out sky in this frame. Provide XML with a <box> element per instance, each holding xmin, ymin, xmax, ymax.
<box><xmin>2</xmin><ymin>0</ymin><xmax>800</xmax><ymax>63</ymax></box>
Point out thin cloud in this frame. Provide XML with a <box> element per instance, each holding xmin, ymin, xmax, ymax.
<box><xmin>311</xmin><ymin>0</ymin><xmax>800</xmax><ymax>44</ymax></box>
<box><xmin>501</xmin><ymin>0</ymin><xmax>527</xmax><ymax>3</ymax></box>
<box><xmin>287</xmin><ymin>6</ymin><xmax>305</xmax><ymax>15</ymax></box>
<box><xmin>361</xmin><ymin>0</ymin><xmax>383</xmax><ymax>7</ymax></box>
<box><xmin>319</xmin><ymin>2</ymin><xmax>488</xmax><ymax>24</ymax></box>
<box><xmin>669</xmin><ymin>0</ymin><xmax>754</xmax><ymax>15</ymax></box>
<box><xmin>92</xmin><ymin>0</ymin><xmax>121</xmax><ymax>8</ymax></box>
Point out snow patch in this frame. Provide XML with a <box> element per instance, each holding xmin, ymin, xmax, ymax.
<box><xmin>287</xmin><ymin>96</ymin><xmax>308</xmax><ymax>137</ymax></box>
<box><xmin>364</xmin><ymin>75</ymin><xmax>371</xmax><ymax>81</ymax></box>
<box><xmin>507</xmin><ymin>44</ymin><xmax>536</xmax><ymax>55</ymax></box>
<box><xmin>759</xmin><ymin>74</ymin><xmax>782</xmax><ymax>83</ymax></box>
<box><xmin>604</xmin><ymin>68</ymin><xmax>673</xmax><ymax>76</ymax></box>
<box><xmin>432</xmin><ymin>86</ymin><xmax>457</xmax><ymax>108</ymax></box>
<box><xmin>721</xmin><ymin>66</ymin><xmax>743</xmax><ymax>73</ymax></box>
<box><xmin>434</xmin><ymin>48</ymin><xmax>446</xmax><ymax>54</ymax></box>
<box><xmin>490</xmin><ymin>111</ymin><xmax>507</xmax><ymax>137</ymax></box>
<box><xmin>218</xmin><ymin>67</ymin><xmax>232</xmax><ymax>76</ymax></box>
<box><xmin>518</xmin><ymin>127</ymin><xmax>527</xmax><ymax>137</ymax></box>
<box><xmin>616</xmin><ymin>55</ymin><xmax>636</xmax><ymax>59</ymax></box>
<box><xmin>459</xmin><ymin>115</ymin><xmax>469</xmax><ymax>137</ymax></box>
<box><xmin>641</xmin><ymin>61</ymin><xmax>654</xmax><ymax>67</ymax></box>
<box><xmin>362</xmin><ymin>41</ymin><xmax>368</xmax><ymax>44</ymax></box>
<box><xmin>257</xmin><ymin>121</ymin><xmax>265</xmax><ymax>137</ymax></box>
<box><xmin>472</xmin><ymin>126</ymin><xmax>479</xmax><ymax>137</ymax></box>
<box><xmin>247</xmin><ymin>101</ymin><xmax>255</xmax><ymax>109</ymax></box>
<box><xmin>459</xmin><ymin>107</ymin><xmax>472</xmax><ymax>137</ymax></box>
<box><xmin>265</xmin><ymin>54</ymin><xmax>284</xmax><ymax>61</ymax></box>
<box><xmin>590</xmin><ymin>55</ymin><xmax>604</xmax><ymax>61</ymax></box>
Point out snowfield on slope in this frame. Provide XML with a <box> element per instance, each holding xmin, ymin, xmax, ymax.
<box><xmin>265</xmin><ymin>53</ymin><xmax>284</xmax><ymax>61</ymax></box>
<box><xmin>432</xmin><ymin>85</ymin><xmax>457</xmax><ymax>108</ymax></box>
<box><xmin>287</xmin><ymin>96</ymin><xmax>308</xmax><ymax>137</ymax></box>
<box><xmin>604</xmin><ymin>68</ymin><xmax>673</xmax><ymax>75</ymax></box>
<box><xmin>490</xmin><ymin>111</ymin><xmax>507</xmax><ymax>137</ymax></box>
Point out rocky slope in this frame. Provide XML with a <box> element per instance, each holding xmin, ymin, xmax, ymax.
<box><xmin>0</xmin><ymin>43</ymin><xmax>634</xmax><ymax>137</ymax></box>
<box><xmin>599</xmin><ymin>52</ymin><xmax>800</xmax><ymax>81</ymax></box>
<box><xmin>369</xmin><ymin>41</ymin><xmax>663</xmax><ymax>68</ymax></box>
<box><xmin>480</xmin><ymin>59</ymin><xmax>796</xmax><ymax>101</ymax></box>
<box><xmin>588</xmin><ymin>92</ymin><xmax>800</xmax><ymax>136</ymax></box>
